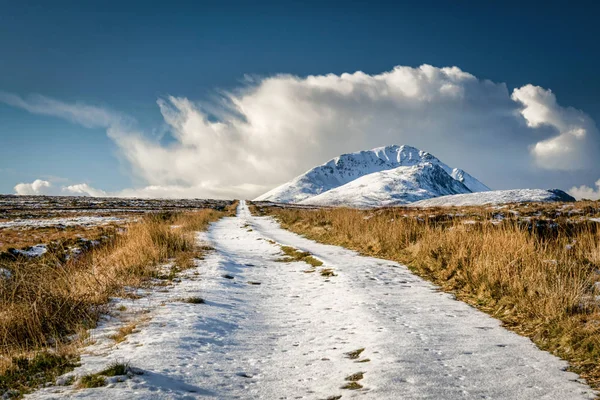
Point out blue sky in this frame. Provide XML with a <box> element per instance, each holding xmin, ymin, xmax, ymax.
<box><xmin>1</xmin><ymin>1</ymin><xmax>600</xmax><ymax>198</ymax></box>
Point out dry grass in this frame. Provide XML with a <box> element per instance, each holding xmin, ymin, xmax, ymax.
<box><xmin>345</xmin><ymin>348</ymin><xmax>365</xmax><ymax>360</ymax></box>
<box><xmin>277</xmin><ymin>245</ymin><xmax>323</xmax><ymax>267</ymax></box>
<box><xmin>0</xmin><ymin>225</ymin><xmax>121</xmax><ymax>254</ymax></box>
<box><xmin>341</xmin><ymin>381</ymin><xmax>363</xmax><ymax>390</ymax></box>
<box><xmin>109</xmin><ymin>323</ymin><xmax>137</xmax><ymax>343</ymax></box>
<box><xmin>180</xmin><ymin>297</ymin><xmax>205</xmax><ymax>304</ymax></box>
<box><xmin>0</xmin><ymin>205</ymin><xmax>233</xmax><ymax>395</ymax></box>
<box><xmin>259</xmin><ymin>202</ymin><xmax>600</xmax><ymax>389</ymax></box>
<box><xmin>320</xmin><ymin>268</ymin><xmax>336</xmax><ymax>277</ymax></box>
<box><xmin>345</xmin><ymin>371</ymin><xmax>364</xmax><ymax>381</ymax></box>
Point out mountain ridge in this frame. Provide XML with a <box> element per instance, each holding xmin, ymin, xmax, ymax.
<box><xmin>255</xmin><ymin>145</ymin><xmax>489</xmax><ymax>204</ymax></box>
<box><xmin>298</xmin><ymin>162</ymin><xmax>472</xmax><ymax>207</ymax></box>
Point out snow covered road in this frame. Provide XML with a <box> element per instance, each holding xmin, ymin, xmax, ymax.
<box><xmin>30</xmin><ymin>200</ymin><xmax>595</xmax><ymax>399</ymax></box>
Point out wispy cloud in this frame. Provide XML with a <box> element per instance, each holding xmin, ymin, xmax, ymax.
<box><xmin>0</xmin><ymin>92</ymin><xmax>130</xmax><ymax>130</ymax></box>
<box><xmin>5</xmin><ymin>64</ymin><xmax>600</xmax><ymax>199</ymax></box>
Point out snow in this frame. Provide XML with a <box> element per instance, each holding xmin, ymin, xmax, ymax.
<box><xmin>299</xmin><ymin>163</ymin><xmax>471</xmax><ymax>208</ymax></box>
<box><xmin>0</xmin><ymin>216</ymin><xmax>127</xmax><ymax>229</ymax></box>
<box><xmin>409</xmin><ymin>189</ymin><xmax>576</xmax><ymax>207</ymax></box>
<box><xmin>28</xmin><ymin>201</ymin><xmax>594</xmax><ymax>399</ymax></box>
<box><xmin>0</xmin><ymin>268</ymin><xmax>11</xmax><ymax>280</ymax></box>
<box><xmin>255</xmin><ymin>145</ymin><xmax>489</xmax><ymax>203</ymax></box>
<box><xmin>14</xmin><ymin>244</ymin><xmax>47</xmax><ymax>257</ymax></box>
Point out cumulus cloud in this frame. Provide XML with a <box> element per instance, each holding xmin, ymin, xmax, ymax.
<box><xmin>63</xmin><ymin>183</ymin><xmax>107</xmax><ymax>197</ymax></box>
<box><xmin>511</xmin><ymin>85</ymin><xmax>598</xmax><ymax>170</ymax></box>
<box><xmin>569</xmin><ymin>179</ymin><xmax>600</xmax><ymax>200</ymax></box>
<box><xmin>4</xmin><ymin>64</ymin><xmax>600</xmax><ymax>199</ymax></box>
<box><xmin>14</xmin><ymin>179</ymin><xmax>54</xmax><ymax>195</ymax></box>
<box><xmin>14</xmin><ymin>180</ymin><xmax>110</xmax><ymax>197</ymax></box>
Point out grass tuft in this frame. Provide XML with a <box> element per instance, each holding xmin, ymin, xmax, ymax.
<box><xmin>341</xmin><ymin>381</ymin><xmax>363</xmax><ymax>390</ymax></box>
<box><xmin>0</xmin><ymin>352</ymin><xmax>77</xmax><ymax>395</ymax></box>
<box><xmin>180</xmin><ymin>297</ymin><xmax>205</xmax><ymax>304</ymax></box>
<box><xmin>78</xmin><ymin>362</ymin><xmax>129</xmax><ymax>389</ymax></box>
<box><xmin>277</xmin><ymin>246</ymin><xmax>324</xmax><ymax>267</ymax></box>
<box><xmin>345</xmin><ymin>371</ymin><xmax>364</xmax><ymax>381</ymax></box>
<box><xmin>78</xmin><ymin>374</ymin><xmax>106</xmax><ymax>388</ymax></box>
<box><xmin>345</xmin><ymin>348</ymin><xmax>365</xmax><ymax>360</ymax></box>
<box><xmin>320</xmin><ymin>268</ymin><xmax>336</xmax><ymax>277</ymax></box>
<box><xmin>109</xmin><ymin>323</ymin><xmax>136</xmax><ymax>343</ymax></box>
<box><xmin>100</xmin><ymin>361</ymin><xmax>128</xmax><ymax>377</ymax></box>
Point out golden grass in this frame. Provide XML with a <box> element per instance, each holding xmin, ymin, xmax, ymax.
<box><xmin>109</xmin><ymin>323</ymin><xmax>136</xmax><ymax>343</ymax></box>
<box><xmin>0</xmin><ymin>225</ymin><xmax>120</xmax><ymax>254</ymax></box>
<box><xmin>345</xmin><ymin>371</ymin><xmax>364</xmax><ymax>381</ymax></box>
<box><xmin>345</xmin><ymin>348</ymin><xmax>365</xmax><ymax>360</ymax></box>
<box><xmin>0</xmin><ymin>205</ymin><xmax>233</xmax><ymax>395</ymax></box>
<box><xmin>277</xmin><ymin>245</ymin><xmax>324</xmax><ymax>267</ymax></box>
<box><xmin>260</xmin><ymin>202</ymin><xmax>600</xmax><ymax>389</ymax></box>
<box><xmin>340</xmin><ymin>381</ymin><xmax>363</xmax><ymax>390</ymax></box>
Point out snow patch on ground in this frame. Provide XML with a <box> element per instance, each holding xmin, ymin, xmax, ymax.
<box><xmin>13</xmin><ymin>244</ymin><xmax>47</xmax><ymax>257</ymax></box>
<box><xmin>0</xmin><ymin>268</ymin><xmax>12</xmax><ymax>279</ymax></box>
<box><xmin>409</xmin><ymin>189</ymin><xmax>576</xmax><ymax>207</ymax></box>
<box><xmin>28</xmin><ymin>201</ymin><xmax>594</xmax><ymax>399</ymax></box>
<box><xmin>0</xmin><ymin>216</ymin><xmax>127</xmax><ymax>229</ymax></box>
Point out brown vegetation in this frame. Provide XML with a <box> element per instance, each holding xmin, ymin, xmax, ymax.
<box><xmin>257</xmin><ymin>201</ymin><xmax>600</xmax><ymax>389</ymax></box>
<box><xmin>0</xmin><ymin>204</ymin><xmax>235</xmax><ymax>395</ymax></box>
<box><xmin>277</xmin><ymin>245</ymin><xmax>323</xmax><ymax>267</ymax></box>
<box><xmin>0</xmin><ymin>224</ymin><xmax>123</xmax><ymax>254</ymax></box>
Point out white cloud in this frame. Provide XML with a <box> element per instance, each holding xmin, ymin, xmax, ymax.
<box><xmin>0</xmin><ymin>92</ymin><xmax>130</xmax><ymax>130</ymax></box>
<box><xmin>14</xmin><ymin>179</ymin><xmax>110</xmax><ymax>197</ymax></box>
<box><xmin>63</xmin><ymin>183</ymin><xmax>107</xmax><ymax>197</ymax></box>
<box><xmin>4</xmin><ymin>64</ymin><xmax>600</xmax><ymax>199</ymax></box>
<box><xmin>14</xmin><ymin>179</ymin><xmax>265</xmax><ymax>199</ymax></box>
<box><xmin>569</xmin><ymin>179</ymin><xmax>600</xmax><ymax>200</ymax></box>
<box><xmin>14</xmin><ymin>179</ymin><xmax>53</xmax><ymax>195</ymax></box>
<box><xmin>511</xmin><ymin>85</ymin><xmax>598</xmax><ymax>170</ymax></box>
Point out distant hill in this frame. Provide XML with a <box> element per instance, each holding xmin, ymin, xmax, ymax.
<box><xmin>408</xmin><ymin>189</ymin><xmax>576</xmax><ymax>207</ymax></box>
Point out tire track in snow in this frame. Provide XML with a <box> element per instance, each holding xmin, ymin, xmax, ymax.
<box><xmin>29</xmin><ymin>200</ymin><xmax>596</xmax><ymax>399</ymax></box>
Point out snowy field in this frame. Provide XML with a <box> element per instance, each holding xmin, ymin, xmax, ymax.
<box><xmin>0</xmin><ymin>195</ymin><xmax>235</xmax><ymax>254</ymax></box>
<box><xmin>409</xmin><ymin>189</ymin><xmax>576</xmax><ymax>207</ymax></box>
<box><xmin>28</xmin><ymin>201</ymin><xmax>596</xmax><ymax>399</ymax></box>
<box><xmin>0</xmin><ymin>216</ymin><xmax>128</xmax><ymax>229</ymax></box>
<box><xmin>0</xmin><ymin>195</ymin><xmax>233</xmax><ymax>220</ymax></box>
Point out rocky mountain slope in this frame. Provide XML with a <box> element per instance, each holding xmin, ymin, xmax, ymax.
<box><xmin>255</xmin><ymin>145</ymin><xmax>489</xmax><ymax>205</ymax></box>
<box><xmin>298</xmin><ymin>163</ymin><xmax>471</xmax><ymax>207</ymax></box>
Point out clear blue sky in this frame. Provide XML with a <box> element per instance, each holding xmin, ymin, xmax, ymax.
<box><xmin>1</xmin><ymin>0</ymin><xmax>599</xmax><ymax>195</ymax></box>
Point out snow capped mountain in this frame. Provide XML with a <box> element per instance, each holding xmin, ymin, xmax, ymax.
<box><xmin>408</xmin><ymin>189</ymin><xmax>576</xmax><ymax>207</ymax></box>
<box><xmin>255</xmin><ymin>145</ymin><xmax>489</xmax><ymax>204</ymax></box>
<box><xmin>298</xmin><ymin>163</ymin><xmax>471</xmax><ymax>207</ymax></box>
<box><xmin>450</xmin><ymin>168</ymin><xmax>490</xmax><ymax>193</ymax></box>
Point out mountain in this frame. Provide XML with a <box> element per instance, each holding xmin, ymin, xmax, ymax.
<box><xmin>298</xmin><ymin>163</ymin><xmax>471</xmax><ymax>207</ymax></box>
<box><xmin>255</xmin><ymin>145</ymin><xmax>489</xmax><ymax>203</ymax></box>
<box><xmin>408</xmin><ymin>189</ymin><xmax>575</xmax><ymax>207</ymax></box>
